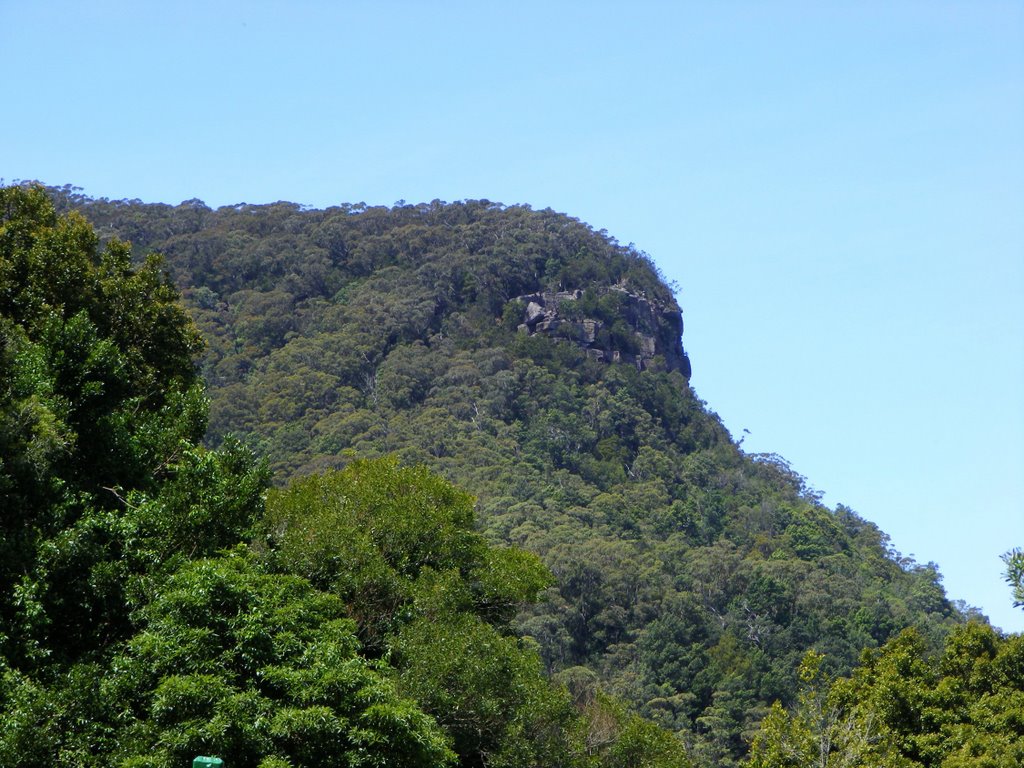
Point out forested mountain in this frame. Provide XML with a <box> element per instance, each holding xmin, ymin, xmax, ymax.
<box><xmin>5</xmin><ymin>183</ymin><xmax>1015</xmax><ymax>766</ymax></box>
<box><xmin>0</xmin><ymin>185</ymin><xmax>691</xmax><ymax>767</ymax></box>
<box><xmin>35</xmin><ymin>184</ymin><xmax>992</xmax><ymax>764</ymax></box>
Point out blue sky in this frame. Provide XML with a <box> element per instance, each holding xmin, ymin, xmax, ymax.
<box><xmin>4</xmin><ymin>1</ymin><xmax>1022</xmax><ymax>631</ymax></box>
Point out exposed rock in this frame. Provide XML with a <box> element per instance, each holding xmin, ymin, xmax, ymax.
<box><xmin>514</xmin><ymin>286</ymin><xmax>691</xmax><ymax>377</ymax></box>
<box><xmin>524</xmin><ymin>301</ymin><xmax>545</xmax><ymax>325</ymax></box>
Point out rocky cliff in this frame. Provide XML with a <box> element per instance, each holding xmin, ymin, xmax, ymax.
<box><xmin>514</xmin><ymin>284</ymin><xmax>691</xmax><ymax>377</ymax></box>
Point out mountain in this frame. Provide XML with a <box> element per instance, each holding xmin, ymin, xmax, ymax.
<box><xmin>53</xmin><ymin>186</ymin><xmax>969</xmax><ymax>764</ymax></box>
<box><xmin>0</xmin><ymin>185</ymin><xmax>690</xmax><ymax>768</ymax></box>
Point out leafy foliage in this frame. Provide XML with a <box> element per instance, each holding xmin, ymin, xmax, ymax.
<box><xmin>263</xmin><ymin>459</ymin><xmax>552</xmax><ymax>649</ymax></box>
<box><xmin>261</xmin><ymin>459</ymin><xmax>690</xmax><ymax>767</ymax></box>
<box><xmin>747</xmin><ymin>624</ymin><xmax>1024</xmax><ymax>767</ymax></box>
<box><xmin>1004</xmin><ymin>548</ymin><xmax>1024</xmax><ymax>609</ymax></box>
<box><xmin>0</xmin><ymin>186</ymin><xmax>207</xmax><ymax>667</ymax></box>
<box><xmin>109</xmin><ymin>550</ymin><xmax>457</xmax><ymax>768</ymax></box>
<box><xmin>1</xmin><ymin>550</ymin><xmax>457</xmax><ymax>768</ymax></box>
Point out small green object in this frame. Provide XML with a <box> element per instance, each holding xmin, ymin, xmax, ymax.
<box><xmin>193</xmin><ymin>758</ymin><xmax>223</xmax><ymax>768</ymax></box>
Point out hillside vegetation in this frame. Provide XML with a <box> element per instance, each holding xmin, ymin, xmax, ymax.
<box><xmin>35</xmin><ymin>185</ymin><xmax>993</xmax><ymax>764</ymax></box>
<box><xmin>5</xmin><ymin>183</ymin><xmax>1016</xmax><ymax>766</ymax></box>
<box><xmin>0</xmin><ymin>185</ymin><xmax>692</xmax><ymax>767</ymax></box>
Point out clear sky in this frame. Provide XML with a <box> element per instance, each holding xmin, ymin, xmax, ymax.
<box><xmin>4</xmin><ymin>1</ymin><xmax>1022</xmax><ymax>631</ymax></box>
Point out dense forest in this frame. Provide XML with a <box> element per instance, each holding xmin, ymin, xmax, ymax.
<box><xmin>2</xmin><ymin>183</ymin><xmax>1020</xmax><ymax>766</ymax></box>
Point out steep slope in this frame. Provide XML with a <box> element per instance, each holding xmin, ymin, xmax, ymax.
<box><xmin>58</xmin><ymin>187</ymin><xmax>967</xmax><ymax>765</ymax></box>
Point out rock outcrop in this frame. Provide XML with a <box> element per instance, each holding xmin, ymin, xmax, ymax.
<box><xmin>515</xmin><ymin>285</ymin><xmax>691</xmax><ymax>377</ymax></box>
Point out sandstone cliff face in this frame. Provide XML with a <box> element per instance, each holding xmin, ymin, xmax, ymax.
<box><xmin>515</xmin><ymin>285</ymin><xmax>691</xmax><ymax>377</ymax></box>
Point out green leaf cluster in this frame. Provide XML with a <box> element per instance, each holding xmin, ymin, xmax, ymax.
<box><xmin>1</xmin><ymin>185</ymin><xmax>205</xmax><ymax>666</ymax></box>
<box><xmin>747</xmin><ymin>624</ymin><xmax>1024</xmax><ymax>767</ymax></box>
<box><xmin>1003</xmin><ymin>548</ymin><xmax>1024</xmax><ymax>609</ymax></box>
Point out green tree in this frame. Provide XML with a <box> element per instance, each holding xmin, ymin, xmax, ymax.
<box><xmin>582</xmin><ymin>692</ymin><xmax>693</xmax><ymax>768</ymax></box>
<box><xmin>1003</xmin><ymin>548</ymin><xmax>1024</xmax><ymax>608</ymax></box>
<box><xmin>748</xmin><ymin>625</ymin><xmax>1024</xmax><ymax>768</ymax></box>
<box><xmin>0</xmin><ymin>550</ymin><xmax>455</xmax><ymax>768</ymax></box>
<box><xmin>263</xmin><ymin>459</ymin><xmax>576</xmax><ymax>766</ymax></box>
<box><xmin>392</xmin><ymin>613</ymin><xmax>576</xmax><ymax>768</ymax></box>
<box><xmin>1</xmin><ymin>185</ymin><xmax>207</xmax><ymax>667</ymax></box>
<box><xmin>263</xmin><ymin>458</ymin><xmax>552</xmax><ymax>646</ymax></box>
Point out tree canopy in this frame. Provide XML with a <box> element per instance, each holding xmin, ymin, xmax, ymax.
<box><xmin>747</xmin><ymin>623</ymin><xmax>1024</xmax><ymax>767</ymax></box>
<box><xmin>0</xmin><ymin>185</ymin><xmax>210</xmax><ymax>667</ymax></box>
